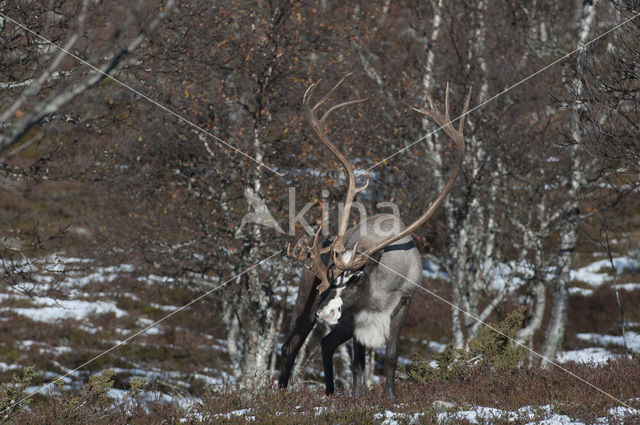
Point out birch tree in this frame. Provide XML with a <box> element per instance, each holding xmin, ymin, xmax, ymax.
<box><xmin>0</xmin><ymin>0</ymin><xmax>175</xmax><ymax>157</ymax></box>
<box><xmin>575</xmin><ymin>0</ymin><xmax>640</xmax><ymax>176</ymax></box>
<box><xmin>540</xmin><ymin>0</ymin><xmax>599</xmax><ymax>365</ymax></box>
<box><xmin>416</xmin><ymin>0</ymin><xmax>523</xmax><ymax>348</ymax></box>
<box><xmin>0</xmin><ymin>0</ymin><xmax>176</xmax><ymax>295</ymax></box>
<box><xmin>227</xmin><ymin>2</ymin><xmax>292</xmax><ymax>384</ymax></box>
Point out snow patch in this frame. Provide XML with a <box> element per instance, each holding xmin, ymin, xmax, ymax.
<box><xmin>556</xmin><ymin>347</ymin><xmax>615</xmax><ymax>364</ymax></box>
<box><xmin>568</xmin><ymin>287</ymin><xmax>593</xmax><ymax>296</ymax></box>
<box><xmin>374</xmin><ymin>410</ymin><xmax>424</xmax><ymax>424</ymax></box>
<box><xmin>607</xmin><ymin>406</ymin><xmax>640</xmax><ymax>419</ymax></box>
<box><xmin>423</xmin><ymin>259</ymin><xmax>449</xmax><ymax>280</ymax></box>
<box><xmin>438</xmin><ymin>406</ymin><xmax>517</xmax><ymax>423</ymax></box>
<box><xmin>576</xmin><ymin>331</ymin><xmax>640</xmax><ymax>353</ymax></box>
<box><xmin>0</xmin><ymin>362</ymin><xmax>22</xmax><ymax>371</ymax></box>
<box><xmin>4</xmin><ymin>299</ymin><xmax>127</xmax><ymax>322</ymax></box>
<box><xmin>525</xmin><ymin>413</ymin><xmax>586</xmax><ymax>425</ymax></box>
<box><xmin>571</xmin><ymin>256</ymin><xmax>640</xmax><ymax>287</ymax></box>
<box><xmin>617</xmin><ymin>283</ymin><xmax>640</xmax><ymax>291</ymax></box>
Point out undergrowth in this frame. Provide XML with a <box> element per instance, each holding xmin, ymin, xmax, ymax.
<box><xmin>2</xmin><ymin>354</ymin><xmax>639</xmax><ymax>424</ymax></box>
<box><xmin>5</xmin><ymin>370</ymin><xmax>184</xmax><ymax>425</ymax></box>
<box><xmin>403</xmin><ymin>306</ymin><xmax>528</xmax><ymax>383</ymax></box>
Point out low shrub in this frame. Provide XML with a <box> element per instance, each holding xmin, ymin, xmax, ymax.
<box><xmin>404</xmin><ymin>306</ymin><xmax>528</xmax><ymax>383</ymax></box>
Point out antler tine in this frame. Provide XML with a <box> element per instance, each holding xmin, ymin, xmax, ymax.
<box><xmin>416</xmin><ymin>84</ymin><xmax>469</xmax><ymax>149</ymax></box>
<box><xmin>335</xmin><ymin>84</ymin><xmax>471</xmax><ymax>271</ymax></box>
<box><xmin>458</xmin><ymin>87</ymin><xmax>473</xmax><ymax>134</ymax></box>
<box><xmin>307</xmin><ymin>226</ymin><xmax>334</xmax><ymax>294</ymax></box>
<box><xmin>355</xmin><ymin>176</ymin><xmax>370</xmax><ymax>193</ymax></box>
<box><xmin>310</xmin><ymin>225</ymin><xmax>323</xmax><ymax>253</ymax></box>
<box><xmin>303</xmin><ymin>81</ymin><xmax>320</xmax><ymax>107</ymax></box>
<box><xmin>332</xmin><ymin>240</ymin><xmax>365</xmax><ymax>271</ymax></box>
<box><xmin>313</xmin><ymin>72</ymin><xmax>353</xmax><ymax>112</ymax></box>
<box><xmin>444</xmin><ymin>82</ymin><xmax>450</xmax><ymax>121</ymax></box>
<box><xmin>320</xmin><ymin>96</ymin><xmax>373</xmax><ymax>126</ymax></box>
<box><xmin>287</xmin><ymin>238</ymin><xmax>308</xmax><ymax>261</ymax></box>
<box><xmin>424</xmin><ymin>88</ymin><xmax>436</xmax><ymax>111</ymax></box>
<box><xmin>308</xmin><ymin>226</ymin><xmax>337</xmax><ymax>257</ymax></box>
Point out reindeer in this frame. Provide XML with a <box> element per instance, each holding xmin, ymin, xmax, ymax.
<box><xmin>279</xmin><ymin>75</ymin><xmax>470</xmax><ymax>398</ymax></box>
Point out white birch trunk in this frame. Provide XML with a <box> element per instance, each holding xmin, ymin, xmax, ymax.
<box><xmin>420</xmin><ymin>0</ymin><xmax>471</xmax><ymax>350</ymax></box>
<box><xmin>448</xmin><ymin>0</ymin><xmax>506</xmax><ymax>347</ymax></box>
<box><xmin>540</xmin><ymin>0</ymin><xmax>598</xmax><ymax>366</ymax></box>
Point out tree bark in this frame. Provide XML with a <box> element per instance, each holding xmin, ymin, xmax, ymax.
<box><xmin>541</xmin><ymin>0</ymin><xmax>598</xmax><ymax>366</ymax></box>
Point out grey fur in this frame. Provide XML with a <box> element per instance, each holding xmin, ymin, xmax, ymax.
<box><xmin>280</xmin><ymin>213</ymin><xmax>421</xmax><ymax>398</ymax></box>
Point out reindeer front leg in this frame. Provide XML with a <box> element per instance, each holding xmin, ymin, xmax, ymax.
<box><xmin>321</xmin><ymin>318</ymin><xmax>354</xmax><ymax>395</ymax></box>
<box><xmin>352</xmin><ymin>339</ymin><xmax>367</xmax><ymax>396</ymax></box>
<box><xmin>384</xmin><ymin>297</ymin><xmax>411</xmax><ymax>398</ymax></box>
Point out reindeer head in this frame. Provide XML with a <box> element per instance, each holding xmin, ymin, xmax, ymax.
<box><xmin>315</xmin><ymin>264</ymin><xmax>363</xmax><ymax>325</ymax></box>
<box><xmin>315</xmin><ymin>248</ymin><xmax>386</xmax><ymax>325</ymax></box>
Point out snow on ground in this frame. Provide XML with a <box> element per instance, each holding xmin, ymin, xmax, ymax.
<box><xmin>0</xmin><ymin>253</ymin><xmax>235</xmax><ymax>419</ymax></box>
<box><xmin>200</xmin><ymin>401</ymin><xmax>640</xmax><ymax>425</ymax></box>
<box><xmin>107</xmin><ymin>388</ymin><xmax>202</xmax><ymax>411</ymax></box>
<box><xmin>422</xmin><ymin>253</ymin><xmax>638</xmax><ymax>295</ymax></box>
<box><xmin>40</xmin><ymin>370</ymin><xmax>73</xmax><ymax>384</ymax></box>
<box><xmin>138</xmin><ymin>273</ymin><xmax>176</xmax><ymax>285</ymax></box>
<box><xmin>571</xmin><ymin>260</ymin><xmax>611</xmax><ymax>286</ymax></box>
<box><xmin>4</xmin><ymin>299</ymin><xmax>127</xmax><ymax>322</ymax></box>
<box><xmin>17</xmin><ymin>340</ymin><xmax>73</xmax><ymax>355</ymax></box>
<box><xmin>607</xmin><ymin>406</ymin><xmax>640</xmax><ymax>420</ymax></box>
<box><xmin>419</xmin><ymin>253</ymin><xmax>638</xmax><ymax>298</ymax></box>
<box><xmin>435</xmin><ymin>402</ymin><xmax>638</xmax><ymax>425</ymax></box>
<box><xmin>374</xmin><ymin>409</ymin><xmax>424</xmax><ymax>424</ymax></box>
<box><xmin>3</xmin><ymin>255</ymin><xmax>134</xmax><ymax>293</ymax></box>
<box><xmin>0</xmin><ymin>362</ymin><xmax>22</xmax><ymax>371</ymax></box>
<box><xmin>427</xmin><ymin>341</ymin><xmax>447</xmax><ymax>353</ymax></box>
<box><xmin>490</xmin><ymin>260</ymin><xmax>534</xmax><ymax>292</ymax></box>
<box><xmin>407</xmin><ymin>338</ymin><xmax>447</xmax><ymax>353</ymax></box>
<box><xmin>568</xmin><ymin>287</ymin><xmax>594</xmax><ymax>296</ymax></box>
<box><xmin>617</xmin><ymin>283</ymin><xmax>640</xmax><ymax>291</ymax></box>
<box><xmin>24</xmin><ymin>385</ymin><xmax>58</xmax><ymax>396</ymax></box>
<box><xmin>556</xmin><ymin>347</ymin><xmax>616</xmax><ymax>364</ymax></box>
<box><xmin>570</xmin><ymin>256</ymin><xmax>640</xmax><ymax>287</ymax></box>
<box><xmin>438</xmin><ymin>405</ymin><xmax>520</xmax><ymax>424</ymax></box>
<box><xmin>127</xmin><ymin>317</ymin><xmax>163</xmax><ymax>335</ymax></box>
<box><xmin>210</xmin><ymin>408</ymin><xmax>255</xmax><ymax>421</ymax></box>
<box><xmin>526</xmin><ymin>413</ymin><xmax>586</xmax><ymax>425</ymax></box>
<box><xmin>422</xmin><ymin>259</ymin><xmax>449</xmax><ymax>280</ymax></box>
<box><xmin>576</xmin><ymin>331</ymin><xmax>640</xmax><ymax>353</ymax></box>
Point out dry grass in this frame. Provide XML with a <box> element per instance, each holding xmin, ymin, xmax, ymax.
<box><xmin>3</xmin><ymin>356</ymin><xmax>639</xmax><ymax>424</ymax></box>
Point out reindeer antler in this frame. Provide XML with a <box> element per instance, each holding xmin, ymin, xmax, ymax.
<box><xmin>334</xmin><ymin>83</ymin><xmax>471</xmax><ymax>272</ymax></box>
<box><xmin>287</xmin><ymin>75</ymin><xmax>371</xmax><ymax>293</ymax></box>
<box><xmin>288</xmin><ymin>77</ymin><xmax>471</xmax><ymax>294</ymax></box>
